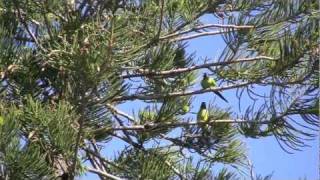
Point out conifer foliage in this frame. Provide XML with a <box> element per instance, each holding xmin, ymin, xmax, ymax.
<box><xmin>0</xmin><ymin>0</ymin><xmax>318</xmax><ymax>179</ymax></box>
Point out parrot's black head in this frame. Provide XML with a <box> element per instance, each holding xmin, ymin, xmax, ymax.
<box><xmin>203</xmin><ymin>73</ymin><xmax>208</xmax><ymax>79</ymax></box>
<box><xmin>200</xmin><ymin>102</ymin><xmax>206</xmax><ymax>109</ymax></box>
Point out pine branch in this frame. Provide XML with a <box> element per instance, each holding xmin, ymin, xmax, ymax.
<box><xmin>89</xmin><ymin>142</ymin><xmax>109</xmax><ymax>172</ymax></box>
<box><xmin>84</xmin><ymin>147</ymin><xmax>128</xmax><ymax>172</ymax></box>
<box><xmin>112</xmin><ymin>82</ymin><xmax>252</xmax><ymax>101</ymax></box>
<box><xmin>93</xmin><ymin>119</ymin><xmax>269</xmax><ymax>132</ymax></box>
<box><xmin>160</xmin><ymin>134</ymin><xmax>218</xmax><ymax>161</ymax></box>
<box><xmin>108</xmin><ymin>131</ymin><xmax>143</xmax><ymax>149</ymax></box>
<box><xmin>247</xmin><ymin>159</ymin><xmax>255</xmax><ymax>180</ymax></box>
<box><xmin>70</xmin><ymin>101</ymin><xmax>87</xmax><ymax>179</ymax></box>
<box><xmin>170</xmin><ymin>30</ymin><xmax>230</xmax><ymax>42</ymax></box>
<box><xmin>93</xmin><ymin>132</ymin><xmax>187</xmax><ymax>179</ymax></box>
<box><xmin>164</xmin><ymin>160</ymin><xmax>187</xmax><ymax>180</ymax></box>
<box><xmin>121</xmin><ymin>56</ymin><xmax>275</xmax><ymax>78</ymax></box>
<box><xmin>112</xmin><ymin>113</ymin><xmax>141</xmax><ymax>148</ymax></box>
<box><xmin>113</xmin><ymin>77</ymin><xmax>310</xmax><ymax>102</ymax></box>
<box><xmin>160</xmin><ymin>24</ymin><xmax>254</xmax><ymax>40</ymax></box>
<box><xmin>105</xmin><ymin>103</ymin><xmax>135</xmax><ymax>123</ymax></box>
<box><xmin>87</xmin><ymin>167</ymin><xmax>123</xmax><ymax>180</ymax></box>
<box><xmin>87</xmin><ymin>153</ymin><xmax>106</xmax><ymax>180</ymax></box>
<box><xmin>13</xmin><ymin>2</ymin><xmax>46</xmax><ymax>52</ymax></box>
<box><xmin>157</xmin><ymin>0</ymin><xmax>165</xmax><ymax>38</ymax></box>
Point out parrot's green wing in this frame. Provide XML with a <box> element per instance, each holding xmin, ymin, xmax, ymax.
<box><xmin>201</xmin><ymin>77</ymin><xmax>228</xmax><ymax>102</ymax></box>
<box><xmin>201</xmin><ymin>77</ymin><xmax>216</xmax><ymax>89</ymax></box>
<box><xmin>200</xmin><ymin>78</ymin><xmax>208</xmax><ymax>89</ymax></box>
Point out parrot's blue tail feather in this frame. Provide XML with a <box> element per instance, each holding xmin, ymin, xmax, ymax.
<box><xmin>214</xmin><ymin>91</ymin><xmax>228</xmax><ymax>103</ymax></box>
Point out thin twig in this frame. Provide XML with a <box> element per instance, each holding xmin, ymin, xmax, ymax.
<box><xmin>157</xmin><ymin>0</ymin><xmax>165</xmax><ymax>38</ymax></box>
<box><xmin>160</xmin><ymin>24</ymin><xmax>254</xmax><ymax>40</ymax></box>
<box><xmin>113</xmin><ymin>114</ymin><xmax>141</xmax><ymax>148</ymax></box>
<box><xmin>70</xmin><ymin>98</ymin><xmax>88</xmax><ymax>179</ymax></box>
<box><xmin>105</xmin><ymin>103</ymin><xmax>135</xmax><ymax>123</ymax></box>
<box><xmin>94</xmin><ymin>119</ymin><xmax>269</xmax><ymax>132</ymax></box>
<box><xmin>247</xmin><ymin>158</ymin><xmax>255</xmax><ymax>180</ymax></box>
<box><xmin>87</xmin><ymin>167</ymin><xmax>123</xmax><ymax>180</ymax></box>
<box><xmin>164</xmin><ymin>160</ymin><xmax>187</xmax><ymax>180</ymax></box>
<box><xmin>113</xmin><ymin>78</ymin><xmax>303</xmax><ymax>102</ymax></box>
<box><xmin>160</xmin><ymin>134</ymin><xmax>218</xmax><ymax>161</ymax></box>
<box><xmin>89</xmin><ymin>142</ymin><xmax>108</xmax><ymax>171</ymax></box>
<box><xmin>86</xmin><ymin>153</ymin><xmax>106</xmax><ymax>180</ymax></box>
<box><xmin>84</xmin><ymin>147</ymin><xmax>128</xmax><ymax>172</ymax></box>
<box><xmin>106</xmin><ymin>104</ymin><xmax>140</xmax><ymax>148</ymax></box>
<box><xmin>170</xmin><ymin>30</ymin><xmax>230</xmax><ymax>42</ymax></box>
<box><xmin>112</xmin><ymin>81</ymin><xmax>252</xmax><ymax>101</ymax></box>
<box><xmin>14</xmin><ymin>3</ymin><xmax>46</xmax><ymax>51</ymax></box>
<box><xmin>70</xmin><ymin>117</ymin><xmax>84</xmax><ymax>179</ymax></box>
<box><xmin>121</xmin><ymin>56</ymin><xmax>275</xmax><ymax>79</ymax></box>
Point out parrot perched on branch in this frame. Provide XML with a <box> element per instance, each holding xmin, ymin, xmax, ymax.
<box><xmin>197</xmin><ymin>102</ymin><xmax>209</xmax><ymax>123</ymax></box>
<box><xmin>201</xmin><ymin>73</ymin><xmax>228</xmax><ymax>103</ymax></box>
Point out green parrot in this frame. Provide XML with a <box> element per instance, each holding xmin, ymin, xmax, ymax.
<box><xmin>201</xmin><ymin>73</ymin><xmax>228</xmax><ymax>103</ymax></box>
<box><xmin>197</xmin><ymin>102</ymin><xmax>209</xmax><ymax>122</ymax></box>
<box><xmin>181</xmin><ymin>104</ymin><xmax>190</xmax><ymax>114</ymax></box>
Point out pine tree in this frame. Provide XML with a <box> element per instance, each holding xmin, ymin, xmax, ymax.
<box><xmin>0</xmin><ymin>0</ymin><xmax>318</xmax><ymax>179</ymax></box>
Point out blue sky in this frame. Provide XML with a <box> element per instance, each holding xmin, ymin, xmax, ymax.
<box><xmin>79</xmin><ymin>14</ymin><xmax>318</xmax><ymax>180</ymax></box>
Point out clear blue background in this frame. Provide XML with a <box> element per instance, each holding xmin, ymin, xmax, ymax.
<box><xmin>79</xmin><ymin>15</ymin><xmax>319</xmax><ymax>180</ymax></box>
